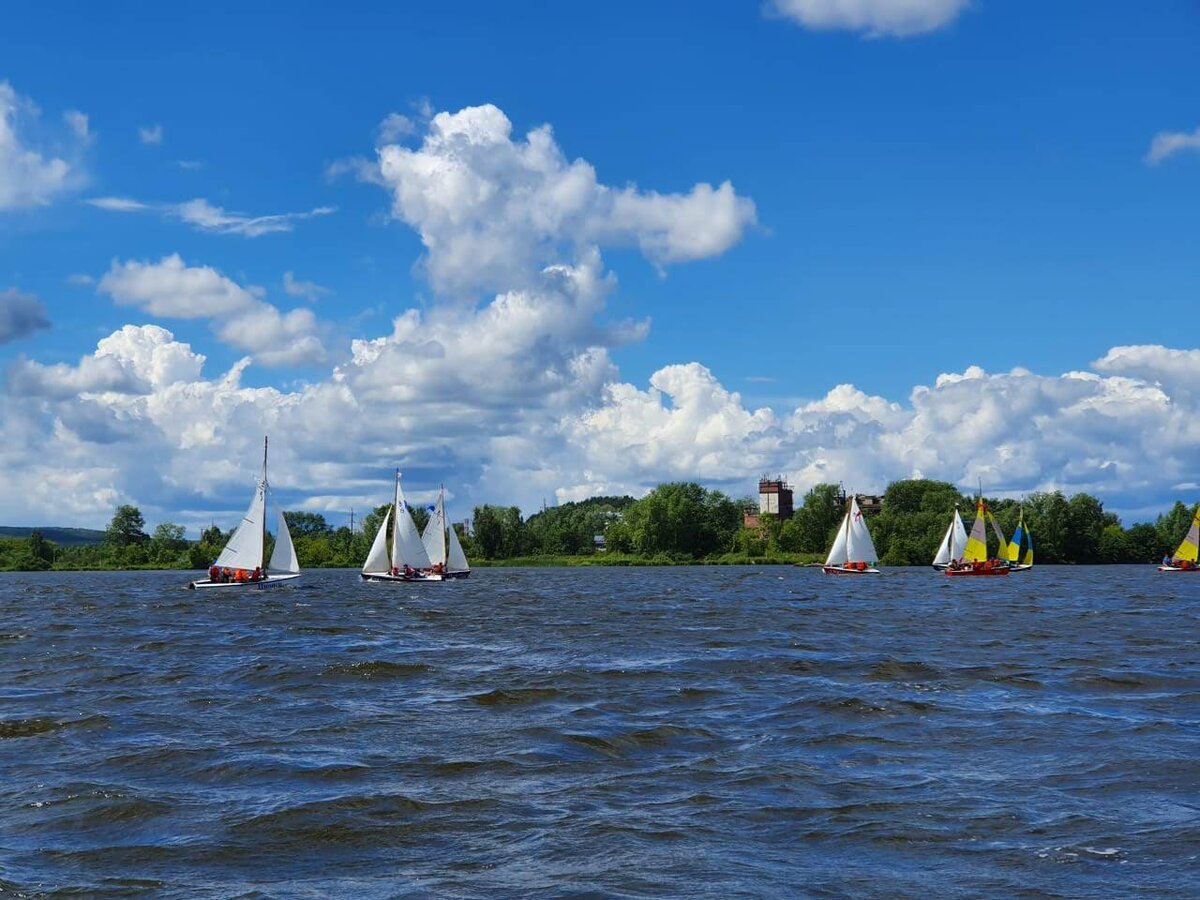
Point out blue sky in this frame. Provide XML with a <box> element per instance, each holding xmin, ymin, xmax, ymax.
<box><xmin>1</xmin><ymin>1</ymin><xmax>1199</xmax><ymax>530</ymax></box>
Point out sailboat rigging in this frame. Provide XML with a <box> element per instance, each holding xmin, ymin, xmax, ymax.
<box><xmin>188</xmin><ymin>436</ymin><xmax>301</xmax><ymax>590</ymax></box>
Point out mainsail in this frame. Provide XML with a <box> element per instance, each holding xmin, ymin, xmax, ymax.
<box><xmin>987</xmin><ymin>510</ymin><xmax>1009</xmax><ymax>560</ymax></box>
<box><xmin>1171</xmin><ymin>506</ymin><xmax>1200</xmax><ymax>563</ymax></box>
<box><xmin>825</xmin><ymin>496</ymin><xmax>877</xmax><ymax>565</ymax></box>
<box><xmin>421</xmin><ymin>487</ymin><xmax>447</xmax><ymax>566</ymax></box>
<box><xmin>393</xmin><ymin>474</ymin><xmax>432</xmax><ymax>569</ymax></box>
<box><xmin>1007</xmin><ymin>513</ymin><xmax>1034</xmax><ymax>567</ymax></box>
<box><xmin>933</xmin><ymin>508</ymin><xmax>968</xmax><ymax>566</ymax></box>
<box><xmin>215</xmin><ymin>478</ymin><xmax>266</xmax><ymax>570</ymax></box>
<box><xmin>963</xmin><ymin>499</ymin><xmax>989</xmax><ymax>563</ymax></box>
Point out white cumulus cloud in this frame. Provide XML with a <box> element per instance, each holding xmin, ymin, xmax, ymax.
<box><xmin>354</xmin><ymin>103</ymin><xmax>756</xmax><ymax>295</ymax></box>
<box><xmin>98</xmin><ymin>254</ymin><xmax>328</xmax><ymax>367</ymax></box>
<box><xmin>767</xmin><ymin>0</ymin><xmax>970</xmax><ymax>37</ymax></box>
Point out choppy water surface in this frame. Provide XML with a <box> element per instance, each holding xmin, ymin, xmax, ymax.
<box><xmin>0</xmin><ymin>566</ymin><xmax>1196</xmax><ymax>897</ymax></box>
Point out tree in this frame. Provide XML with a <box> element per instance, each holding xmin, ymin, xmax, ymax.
<box><xmin>1064</xmin><ymin>493</ymin><xmax>1113</xmax><ymax>564</ymax></box>
<box><xmin>105</xmin><ymin>505</ymin><xmax>148</xmax><ymax>547</ymax></box>
<box><xmin>615</xmin><ymin>483</ymin><xmax>739</xmax><ymax>558</ymax></box>
<box><xmin>283</xmin><ymin>511</ymin><xmax>331</xmax><ymax>537</ymax></box>
<box><xmin>27</xmin><ymin>529</ymin><xmax>53</xmax><ymax>564</ymax></box>
<box><xmin>472</xmin><ymin>506</ymin><xmax>504</xmax><ymax>558</ymax></box>
<box><xmin>152</xmin><ymin>523</ymin><xmax>187</xmax><ymax>546</ymax></box>
<box><xmin>1126</xmin><ymin>522</ymin><xmax>1164</xmax><ymax>563</ymax></box>
<box><xmin>792</xmin><ymin>484</ymin><xmax>844</xmax><ymax>553</ymax></box>
<box><xmin>1157</xmin><ymin>502</ymin><xmax>1194</xmax><ymax>556</ymax></box>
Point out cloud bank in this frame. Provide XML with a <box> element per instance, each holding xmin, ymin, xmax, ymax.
<box><xmin>4</xmin><ymin>102</ymin><xmax>1198</xmax><ymax>533</ymax></box>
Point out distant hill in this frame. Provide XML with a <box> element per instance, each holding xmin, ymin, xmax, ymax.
<box><xmin>0</xmin><ymin>526</ymin><xmax>107</xmax><ymax>546</ymax></box>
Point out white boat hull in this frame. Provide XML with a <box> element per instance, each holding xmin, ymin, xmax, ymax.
<box><xmin>188</xmin><ymin>572</ymin><xmax>301</xmax><ymax>590</ymax></box>
<box><xmin>822</xmin><ymin>565</ymin><xmax>881</xmax><ymax>575</ymax></box>
<box><xmin>361</xmin><ymin>571</ymin><xmax>448</xmax><ymax>583</ymax></box>
<box><xmin>1158</xmin><ymin>564</ymin><xmax>1199</xmax><ymax>572</ymax></box>
<box><xmin>1010</xmin><ymin>564</ymin><xmax>1034</xmax><ymax>572</ymax></box>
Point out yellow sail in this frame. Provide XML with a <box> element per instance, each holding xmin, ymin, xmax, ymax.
<box><xmin>1173</xmin><ymin>506</ymin><xmax>1200</xmax><ymax>563</ymax></box>
<box><xmin>963</xmin><ymin>499</ymin><xmax>988</xmax><ymax>562</ymax></box>
<box><xmin>1006</xmin><ymin>519</ymin><xmax>1023</xmax><ymax>563</ymax></box>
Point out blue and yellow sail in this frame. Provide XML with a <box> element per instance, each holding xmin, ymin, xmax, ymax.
<box><xmin>1006</xmin><ymin>512</ymin><xmax>1034</xmax><ymax>566</ymax></box>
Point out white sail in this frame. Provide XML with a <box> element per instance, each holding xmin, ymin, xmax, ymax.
<box><xmin>447</xmin><ymin>519</ymin><xmax>470</xmax><ymax>573</ymax></box>
<box><xmin>269</xmin><ymin>508</ymin><xmax>300</xmax><ymax>574</ymax></box>
<box><xmin>825</xmin><ymin>511</ymin><xmax>850</xmax><ymax>566</ymax></box>
<box><xmin>933</xmin><ymin>519</ymin><xmax>954</xmax><ymax>567</ymax></box>
<box><xmin>846</xmin><ymin>497</ymin><xmax>878</xmax><ymax>563</ymax></box>
<box><xmin>421</xmin><ymin>488</ymin><xmax>447</xmax><ymax>566</ymax></box>
<box><xmin>392</xmin><ymin>476</ymin><xmax>432</xmax><ymax>569</ymax></box>
<box><xmin>214</xmin><ymin>480</ymin><xmax>266</xmax><ymax>570</ymax></box>
<box><xmin>362</xmin><ymin>509</ymin><xmax>392</xmax><ymax>574</ymax></box>
<box><xmin>933</xmin><ymin>509</ymin><xmax>968</xmax><ymax>566</ymax></box>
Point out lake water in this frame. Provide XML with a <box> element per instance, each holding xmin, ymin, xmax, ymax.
<box><xmin>0</xmin><ymin>566</ymin><xmax>1196</xmax><ymax>897</ymax></box>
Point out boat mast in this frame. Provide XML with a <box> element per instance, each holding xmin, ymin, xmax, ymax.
<box><xmin>261</xmin><ymin>435</ymin><xmax>269</xmax><ymax>570</ymax></box>
<box><xmin>951</xmin><ymin>503</ymin><xmax>960</xmax><ymax>560</ymax></box>
<box><xmin>843</xmin><ymin>492</ymin><xmax>853</xmax><ymax>564</ymax></box>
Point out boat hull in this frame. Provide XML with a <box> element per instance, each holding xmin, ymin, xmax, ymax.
<box><xmin>188</xmin><ymin>573</ymin><xmax>301</xmax><ymax>590</ymax></box>
<box><xmin>822</xmin><ymin>565</ymin><xmax>880</xmax><ymax>575</ymax></box>
<box><xmin>1158</xmin><ymin>564</ymin><xmax>1199</xmax><ymax>572</ymax></box>
<box><xmin>361</xmin><ymin>571</ymin><xmax>448</xmax><ymax>583</ymax></box>
<box><xmin>945</xmin><ymin>564</ymin><xmax>1010</xmax><ymax>577</ymax></box>
<box><xmin>1009</xmin><ymin>564</ymin><xmax>1033</xmax><ymax>572</ymax></box>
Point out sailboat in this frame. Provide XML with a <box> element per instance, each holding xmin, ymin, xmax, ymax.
<box><xmin>822</xmin><ymin>494</ymin><xmax>881</xmax><ymax>574</ymax></box>
<box><xmin>188</xmin><ymin>437</ymin><xmax>301</xmax><ymax>590</ymax></box>
<box><xmin>945</xmin><ymin>497</ymin><xmax>1010</xmax><ymax>576</ymax></box>
<box><xmin>931</xmin><ymin>506</ymin><xmax>968</xmax><ymax>570</ymax></box>
<box><xmin>419</xmin><ymin>485</ymin><xmax>471</xmax><ymax>579</ymax></box>
<box><xmin>361</xmin><ymin>470</ymin><xmax>439</xmax><ymax>582</ymax></box>
<box><xmin>1007</xmin><ymin>509</ymin><xmax>1034</xmax><ymax>572</ymax></box>
<box><xmin>1159</xmin><ymin>505</ymin><xmax>1200</xmax><ymax>572</ymax></box>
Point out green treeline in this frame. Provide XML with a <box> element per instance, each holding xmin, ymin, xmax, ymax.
<box><xmin>0</xmin><ymin>480</ymin><xmax>1193</xmax><ymax>571</ymax></box>
<box><xmin>468</xmin><ymin>479</ymin><xmax>1192</xmax><ymax>566</ymax></box>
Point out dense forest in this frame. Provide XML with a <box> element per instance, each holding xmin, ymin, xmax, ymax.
<box><xmin>0</xmin><ymin>480</ymin><xmax>1194</xmax><ymax>571</ymax></box>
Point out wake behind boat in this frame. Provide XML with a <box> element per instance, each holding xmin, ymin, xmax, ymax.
<box><xmin>823</xmin><ymin>494</ymin><xmax>880</xmax><ymax>574</ymax></box>
<box><xmin>188</xmin><ymin>437</ymin><xmax>301</xmax><ymax>590</ymax></box>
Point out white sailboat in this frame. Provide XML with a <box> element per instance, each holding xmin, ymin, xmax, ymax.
<box><xmin>361</xmin><ymin>470</ymin><xmax>439</xmax><ymax>582</ymax></box>
<box><xmin>419</xmin><ymin>485</ymin><xmax>471</xmax><ymax>579</ymax></box>
<box><xmin>188</xmin><ymin>437</ymin><xmax>301</xmax><ymax>590</ymax></box>
<box><xmin>931</xmin><ymin>506</ymin><xmax>968</xmax><ymax>570</ymax></box>
<box><xmin>822</xmin><ymin>494</ymin><xmax>881</xmax><ymax>575</ymax></box>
